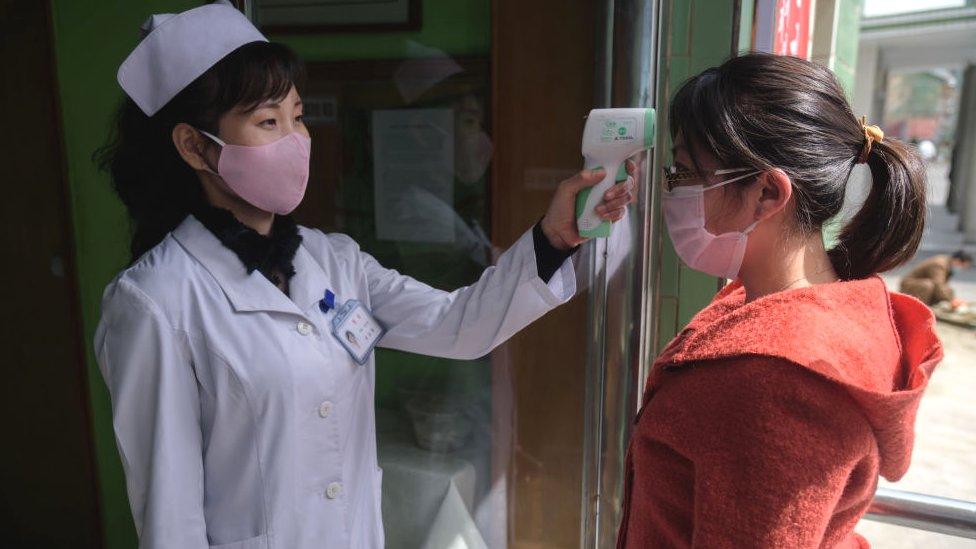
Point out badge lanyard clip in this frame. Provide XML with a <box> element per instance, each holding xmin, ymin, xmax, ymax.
<box><xmin>319</xmin><ymin>289</ymin><xmax>336</xmax><ymax>314</ymax></box>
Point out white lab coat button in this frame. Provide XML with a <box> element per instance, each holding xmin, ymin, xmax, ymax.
<box><xmin>297</xmin><ymin>321</ymin><xmax>312</xmax><ymax>336</ymax></box>
<box><xmin>318</xmin><ymin>401</ymin><xmax>333</xmax><ymax>418</ymax></box>
<box><xmin>326</xmin><ymin>482</ymin><xmax>342</xmax><ymax>499</ymax></box>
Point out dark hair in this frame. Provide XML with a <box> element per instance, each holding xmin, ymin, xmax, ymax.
<box><xmin>669</xmin><ymin>53</ymin><xmax>926</xmax><ymax>280</ymax></box>
<box><xmin>94</xmin><ymin>40</ymin><xmax>305</xmax><ymax>262</ymax></box>
<box><xmin>952</xmin><ymin>250</ymin><xmax>973</xmax><ymax>264</ymax></box>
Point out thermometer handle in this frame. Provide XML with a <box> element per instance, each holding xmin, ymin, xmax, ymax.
<box><xmin>576</xmin><ymin>161</ymin><xmax>621</xmax><ymax>234</ymax></box>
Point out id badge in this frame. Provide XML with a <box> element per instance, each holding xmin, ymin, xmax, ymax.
<box><xmin>330</xmin><ymin>300</ymin><xmax>384</xmax><ymax>365</ymax></box>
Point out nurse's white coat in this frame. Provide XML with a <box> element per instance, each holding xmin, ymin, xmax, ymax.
<box><xmin>94</xmin><ymin>215</ymin><xmax>576</xmax><ymax>549</ymax></box>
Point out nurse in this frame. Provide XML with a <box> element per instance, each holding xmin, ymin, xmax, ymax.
<box><xmin>93</xmin><ymin>2</ymin><xmax>635</xmax><ymax>548</ymax></box>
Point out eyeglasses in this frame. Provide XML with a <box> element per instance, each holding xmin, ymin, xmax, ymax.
<box><xmin>662</xmin><ymin>166</ymin><xmax>758</xmax><ymax>192</ymax></box>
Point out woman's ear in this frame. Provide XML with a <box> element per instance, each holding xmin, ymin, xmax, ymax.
<box><xmin>172</xmin><ymin>123</ymin><xmax>213</xmax><ymax>172</ymax></box>
<box><xmin>754</xmin><ymin>168</ymin><xmax>792</xmax><ymax>221</ymax></box>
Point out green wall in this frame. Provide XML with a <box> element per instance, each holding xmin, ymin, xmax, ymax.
<box><xmin>811</xmin><ymin>0</ymin><xmax>865</xmax><ymax>248</ymax></box>
<box><xmin>50</xmin><ymin>2</ymin><xmax>201</xmax><ymax>546</ymax></box>
<box><xmin>269</xmin><ymin>0</ymin><xmax>489</xmax><ymax>61</ymax></box>
<box><xmin>655</xmin><ymin>0</ymin><xmax>738</xmax><ymax>349</ymax></box>
<box><xmin>49</xmin><ymin>1</ymin><xmax>488</xmax><ymax>547</ymax></box>
<box><xmin>833</xmin><ymin>0</ymin><xmax>864</xmax><ymax>94</ymax></box>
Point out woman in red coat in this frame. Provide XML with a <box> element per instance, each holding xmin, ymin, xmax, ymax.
<box><xmin>617</xmin><ymin>53</ymin><xmax>943</xmax><ymax>548</ymax></box>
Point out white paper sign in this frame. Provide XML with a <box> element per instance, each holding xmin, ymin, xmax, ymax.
<box><xmin>372</xmin><ymin>109</ymin><xmax>455</xmax><ymax>243</ymax></box>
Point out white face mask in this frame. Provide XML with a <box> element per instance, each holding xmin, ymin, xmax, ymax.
<box><xmin>662</xmin><ymin>169</ymin><xmax>761</xmax><ymax>280</ymax></box>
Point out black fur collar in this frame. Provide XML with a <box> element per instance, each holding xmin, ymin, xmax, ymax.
<box><xmin>192</xmin><ymin>204</ymin><xmax>302</xmax><ymax>289</ymax></box>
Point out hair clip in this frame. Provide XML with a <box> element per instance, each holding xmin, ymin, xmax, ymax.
<box><xmin>857</xmin><ymin>115</ymin><xmax>884</xmax><ymax>164</ymax></box>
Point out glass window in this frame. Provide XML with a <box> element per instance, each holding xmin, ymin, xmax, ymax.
<box><xmin>296</xmin><ymin>54</ymin><xmax>501</xmax><ymax>548</ymax></box>
<box><xmin>282</xmin><ymin>1</ymin><xmax>610</xmax><ymax>543</ymax></box>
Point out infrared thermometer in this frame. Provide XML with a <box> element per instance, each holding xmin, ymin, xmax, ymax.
<box><xmin>575</xmin><ymin>108</ymin><xmax>655</xmax><ymax>238</ymax></box>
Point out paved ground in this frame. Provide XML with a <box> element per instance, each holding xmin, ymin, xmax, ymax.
<box><xmin>858</xmin><ymin>162</ymin><xmax>976</xmax><ymax>547</ymax></box>
<box><xmin>880</xmin><ymin>162</ymin><xmax>976</xmax><ymax>303</ymax></box>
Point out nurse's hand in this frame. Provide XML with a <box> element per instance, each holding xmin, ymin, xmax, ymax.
<box><xmin>540</xmin><ymin>159</ymin><xmax>639</xmax><ymax>250</ymax></box>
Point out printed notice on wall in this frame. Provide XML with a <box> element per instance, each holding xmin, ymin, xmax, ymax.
<box><xmin>372</xmin><ymin>109</ymin><xmax>455</xmax><ymax>243</ymax></box>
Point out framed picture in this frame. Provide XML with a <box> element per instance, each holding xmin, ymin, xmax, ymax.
<box><xmin>243</xmin><ymin>0</ymin><xmax>421</xmax><ymax>33</ymax></box>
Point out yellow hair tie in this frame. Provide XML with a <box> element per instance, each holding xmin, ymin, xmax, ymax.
<box><xmin>857</xmin><ymin>115</ymin><xmax>884</xmax><ymax>164</ymax></box>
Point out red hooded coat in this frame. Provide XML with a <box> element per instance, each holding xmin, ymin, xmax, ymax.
<box><xmin>617</xmin><ymin>277</ymin><xmax>943</xmax><ymax>548</ymax></box>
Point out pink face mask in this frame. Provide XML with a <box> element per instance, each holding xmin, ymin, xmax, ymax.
<box><xmin>198</xmin><ymin>129</ymin><xmax>311</xmax><ymax>215</ymax></box>
<box><xmin>662</xmin><ymin>169</ymin><xmax>761</xmax><ymax>280</ymax></box>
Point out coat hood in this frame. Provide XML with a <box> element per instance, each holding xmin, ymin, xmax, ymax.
<box><xmin>655</xmin><ymin>276</ymin><xmax>943</xmax><ymax>481</ymax></box>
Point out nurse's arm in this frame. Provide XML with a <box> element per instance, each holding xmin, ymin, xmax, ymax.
<box><xmin>94</xmin><ymin>280</ymin><xmax>208</xmax><ymax>549</ymax></box>
<box><xmin>353</xmin><ymin>164</ymin><xmax>637</xmax><ymax>359</ymax></box>
<box><xmin>338</xmin><ymin>225</ymin><xmax>576</xmax><ymax>360</ymax></box>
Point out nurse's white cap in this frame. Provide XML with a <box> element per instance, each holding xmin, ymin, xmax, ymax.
<box><xmin>117</xmin><ymin>0</ymin><xmax>268</xmax><ymax>116</ymax></box>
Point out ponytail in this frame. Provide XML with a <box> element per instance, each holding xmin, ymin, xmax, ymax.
<box><xmin>828</xmin><ymin>137</ymin><xmax>927</xmax><ymax>280</ymax></box>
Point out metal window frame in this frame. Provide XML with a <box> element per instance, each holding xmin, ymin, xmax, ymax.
<box><xmin>865</xmin><ymin>488</ymin><xmax>976</xmax><ymax>539</ymax></box>
<box><xmin>580</xmin><ymin>0</ymin><xmax>662</xmax><ymax>547</ymax></box>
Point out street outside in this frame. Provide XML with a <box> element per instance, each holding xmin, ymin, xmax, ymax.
<box><xmin>857</xmin><ymin>162</ymin><xmax>976</xmax><ymax>547</ymax></box>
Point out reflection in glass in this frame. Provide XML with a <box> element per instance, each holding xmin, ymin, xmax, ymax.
<box><xmin>296</xmin><ymin>52</ymin><xmax>498</xmax><ymax>548</ymax></box>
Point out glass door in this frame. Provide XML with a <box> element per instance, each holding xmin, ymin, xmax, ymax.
<box><xmin>298</xmin><ymin>52</ymin><xmax>501</xmax><ymax>549</ymax></box>
<box><xmin>288</xmin><ymin>0</ymin><xmax>660</xmax><ymax>546</ymax></box>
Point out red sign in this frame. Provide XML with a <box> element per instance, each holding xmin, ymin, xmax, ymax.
<box><xmin>774</xmin><ymin>0</ymin><xmax>812</xmax><ymax>59</ymax></box>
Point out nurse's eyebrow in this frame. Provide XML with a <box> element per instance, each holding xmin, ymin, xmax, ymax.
<box><xmin>255</xmin><ymin>99</ymin><xmax>302</xmax><ymax>110</ymax></box>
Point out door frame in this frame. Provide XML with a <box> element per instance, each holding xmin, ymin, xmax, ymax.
<box><xmin>579</xmin><ymin>0</ymin><xmax>662</xmax><ymax>546</ymax></box>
